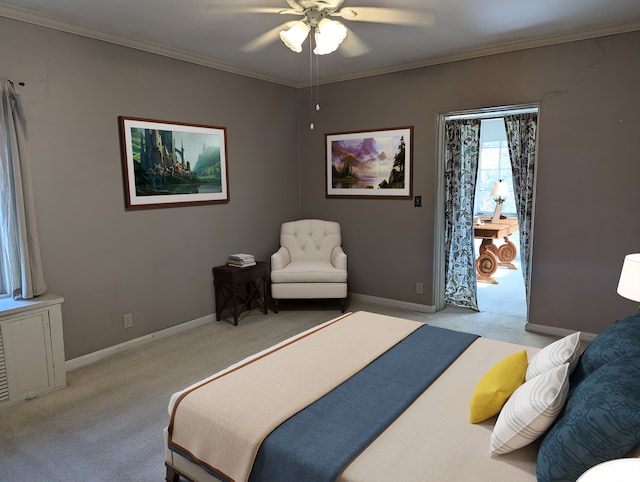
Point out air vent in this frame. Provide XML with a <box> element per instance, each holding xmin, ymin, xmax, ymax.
<box><xmin>0</xmin><ymin>327</ymin><xmax>8</xmax><ymax>402</ymax></box>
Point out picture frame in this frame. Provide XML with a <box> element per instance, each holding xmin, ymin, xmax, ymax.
<box><xmin>326</xmin><ymin>126</ymin><xmax>413</xmax><ymax>198</ymax></box>
<box><xmin>118</xmin><ymin>116</ymin><xmax>229</xmax><ymax>209</ymax></box>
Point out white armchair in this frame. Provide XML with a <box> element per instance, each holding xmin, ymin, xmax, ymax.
<box><xmin>270</xmin><ymin>219</ymin><xmax>348</xmax><ymax>312</ymax></box>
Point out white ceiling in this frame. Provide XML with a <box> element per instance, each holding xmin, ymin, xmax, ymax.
<box><xmin>1</xmin><ymin>0</ymin><xmax>639</xmax><ymax>87</ymax></box>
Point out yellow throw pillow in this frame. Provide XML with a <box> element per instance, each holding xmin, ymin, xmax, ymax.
<box><xmin>470</xmin><ymin>349</ymin><xmax>528</xmax><ymax>423</ymax></box>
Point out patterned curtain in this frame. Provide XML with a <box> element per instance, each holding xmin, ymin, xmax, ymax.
<box><xmin>0</xmin><ymin>81</ymin><xmax>47</xmax><ymax>299</ymax></box>
<box><xmin>444</xmin><ymin>119</ymin><xmax>481</xmax><ymax>310</ymax></box>
<box><xmin>504</xmin><ymin>113</ymin><xmax>537</xmax><ymax>305</ymax></box>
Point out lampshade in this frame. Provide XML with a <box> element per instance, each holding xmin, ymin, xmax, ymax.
<box><xmin>314</xmin><ymin>18</ymin><xmax>347</xmax><ymax>55</ymax></box>
<box><xmin>280</xmin><ymin>21</ymin><xmax>310</xmax><ymax>53</ymax></box>
<box><xmin>490</xmin><ymin>179</ymin><xmax>509</xmax><ymax>198</ymax></box>
<box><xmin>576</xmin><ymin>458</ymin><xmax>640</xmax><ymax>481</ymax></box>
<box><xmin>617</xmin><ymin>253</ymin><xmax>640</xmax><ymax>302</ymax></box>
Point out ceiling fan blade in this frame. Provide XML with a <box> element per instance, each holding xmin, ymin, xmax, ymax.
<box><xmin>334</xmin><ymin>7</ymin><xmax>436</xmax><ymax>26</ymax></box>
<box><xmin>279</xmin><ymin>9</ymin><xmax>303</xmax><ymax>15</ymax></box>
<box><xmin>240</xmin><ymin>21</ymin><xmax>297</xmax><ymax>52</ymax></box>
<box><xmin>340</xmin><ymin>28</ymin><xmax>370</xmax><ymax>57</ymax></box>
<box><xmin>285</xmin><ymin>0</ymin><xmax>304</xmax><ymax>12</ymax></box>
<box><xmin>216</xmin><ymin>7</ymin><xmax>299</xmax><ymax>15</ymax></box>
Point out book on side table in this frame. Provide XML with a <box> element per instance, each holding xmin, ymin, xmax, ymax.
<box><xmin>227</xmin><ymin>253</ymin><xmax>256</xmax><ymax>267</ymax></box>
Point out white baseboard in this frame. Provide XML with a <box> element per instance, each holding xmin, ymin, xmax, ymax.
<box><xmin>525</xmin><ymin>322</ymin><xmax>597</xmax><ymax>342</ymax></box>
<box><xmin>68</xmin><ymin>299</ymin><xmax>581</xmax><ymax>372</ymax></box>
<box><xmin>66</xmin><ymin>295</ymin><xmax>435</xmax><ymax>371</ymax></box>
<box><xmin>65</xmin><ymin>313</ymin><xmax>215</xmax><ymax>371</ymax></box>
<box><xmin>350</xmin><ymin>292</ymin><xmax>436</xmax><ymax>314</ymax></box>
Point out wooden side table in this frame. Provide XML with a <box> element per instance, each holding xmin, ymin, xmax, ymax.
<box><xmin>212</xmin><ymin>261</ymin><xmax>268</xmax><ymax>325</ymax></box>
<box><xmin>474</xmin><ymin>217</ymin><xmax>519</xmax><ymax>284</ymax></box>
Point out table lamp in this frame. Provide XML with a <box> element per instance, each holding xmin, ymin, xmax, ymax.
<box><xmin>490</xmin><ymin>179</ymin><xmax>509</xmax><ymax>223</ymax></box>
<box><xmin>576</xmin><ymin>458</ymin><xmax>640</xmax><ymax>481</ymax></box>
<box><xmin>617</xmin><ymin>253</ymin><xmax>640</xmax><ymax>310</ymax></box>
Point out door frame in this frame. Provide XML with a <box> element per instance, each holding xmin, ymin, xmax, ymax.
<box><xmin>434</xmin><ymin>103</ymin><xmax>540</xmax><ymax>313</ymax></box>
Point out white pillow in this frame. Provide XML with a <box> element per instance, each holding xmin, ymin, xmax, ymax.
<box><xmin>490</xmin><ymin>363</ymin><xmax>570</xmax><ymax>455</ymax></box>
<box><xmin>526</xmin><ymin>332</ymin><xmax>580</xmax><ymax>381</ymax></box>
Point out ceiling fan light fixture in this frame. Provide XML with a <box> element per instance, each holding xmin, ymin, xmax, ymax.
<box><xmin>314</xmin><ymin>18</ymin><xmax>347</xmax><ymax>55</ymax></box>
<box><xmin>279</xmin><ymin>20</ymin><xmax>310</xmax><ymax>53</ymax></box>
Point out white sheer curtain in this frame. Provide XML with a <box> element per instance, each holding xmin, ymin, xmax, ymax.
<box><xmin>0</xmin><ymin>81</ymin><xmax>46</xmax><ymax>299</ymax></box>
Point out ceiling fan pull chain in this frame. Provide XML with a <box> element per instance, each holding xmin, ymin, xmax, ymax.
<box><xmin>309</xmin><ymin>30</ymin><xmax>322</xmax><ymax>130</ymax></box>
<box><xmin>315</xmin><ymin>49</ymin><xmax>320</xmax><ymax>112</ymax></box>
<box><xmin>309</xmin><ymin>35</ymin><xmax>315</xmax><ymax>130</ymax></box>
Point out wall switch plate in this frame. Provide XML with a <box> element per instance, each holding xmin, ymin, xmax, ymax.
<box><xmin>414</xmin><ymin>195</ymin><xmax>422</xmax><ymax>207</ymax></box>
<box><xmin>123</xmin><ymin>313</ymin><xmax>133</xmax><ymax>329</ymax></box>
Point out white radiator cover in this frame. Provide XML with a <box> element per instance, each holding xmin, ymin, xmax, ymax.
<box><xmin>0</xmin><ymin>294</ymin><xmax>65</xmax><ymax>409</ymax></box>
<box><xmin>0</xmin><ymin>328</ymin><xmax>8</xmax><ymax>403</ymax></box>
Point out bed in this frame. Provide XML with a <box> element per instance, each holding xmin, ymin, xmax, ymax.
<box><xmin>164</xmin><ymin>310</ymin><xmax>640</xmax><ymax>482</ymax></box>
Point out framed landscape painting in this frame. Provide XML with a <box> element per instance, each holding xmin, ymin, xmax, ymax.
<box><xmin>119</xmin><ymin>116</ymin><xmax>229</xmax><ymax>209</ymax></box>
<box><xmin>326</xmin><ymin>126</ymin><xmax>413</xmax><ymax>198</ymax></box>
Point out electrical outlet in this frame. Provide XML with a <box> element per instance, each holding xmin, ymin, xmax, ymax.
<box><xmin>415</xmin><ymin>282</ymin><xmax>424</xmax><ymax>294</ymax></box>
<box><xmin>123</xmin><ymin>313</ymin><xmax>133</xmax><ymax>329</ymax></box>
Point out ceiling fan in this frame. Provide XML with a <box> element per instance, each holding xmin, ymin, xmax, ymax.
<box><xmin>238</xmin><ymin>0</ymin><xmax>436</xmax><ymax>57</ymax></box>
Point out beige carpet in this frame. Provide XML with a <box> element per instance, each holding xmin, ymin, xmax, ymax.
<box><xmin>0</xmin><ymin>291</ymin><xmax>557</xmax><ymax>482</ymax></box>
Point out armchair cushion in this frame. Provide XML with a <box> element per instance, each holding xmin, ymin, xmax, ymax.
<box><xmin>271</xmin><ymin>260</ymin><xmax>347</xmax><ymax>284</ymax></box>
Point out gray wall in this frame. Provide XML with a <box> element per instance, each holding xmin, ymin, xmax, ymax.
<box><xmin>2</xmin><ymin>15</ymin><xmax>639</xmax><ymax>358</ymax></box>
<box><xmin>0</xmin><ymin>18</ymin><xmax>301</xmax><ymax>359</ymax></box>
<box><xmin>299</xmin><ymin>31</ymin><xmax>640</xmax><ymax>335</ymax></box>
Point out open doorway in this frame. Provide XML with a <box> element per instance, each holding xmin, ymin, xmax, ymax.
<box><xmin>474</xmin><ymin>118</ymin><xmax>526</xmax><ymax>316</ymax></box>
<box><xmin>434</xmin><ymin>104</ymin><xmax>538</xmax><ymax>320</ymax></box>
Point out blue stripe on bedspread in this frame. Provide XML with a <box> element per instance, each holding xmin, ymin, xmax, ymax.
<box><xmin>249</xmin><ymin>324</ymin><xmax>479</xmax><ymax>482</ymax></box>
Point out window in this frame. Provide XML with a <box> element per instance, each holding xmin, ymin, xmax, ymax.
<box><xmin>474</xmin><ymin>118</ymin><xmax>516</xmax><ymax>217</ymax></box>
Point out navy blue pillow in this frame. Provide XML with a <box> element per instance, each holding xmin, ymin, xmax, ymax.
<box><xmin>570</xmin><ymin>312</ymin><xmax>640</xmax><ymax>388</ymax></box>
<box><xmin>537</xmin><ymin>353</ymin><xmax>640</xmax><ymax>482</ymax></box>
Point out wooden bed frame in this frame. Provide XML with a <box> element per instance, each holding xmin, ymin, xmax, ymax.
<box><xmin>165</xmin><ymin>462</ymin><xmax>187</xmax><ymax>482</ymax></box>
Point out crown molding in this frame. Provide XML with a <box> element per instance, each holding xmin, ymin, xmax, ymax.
<box><xmin>1</xmin><ymin>2</ymin><xmax>638</xmax><ymax>89</ymax></box>
<box><xmin>0</xmin><ymin>3</ymin><xmax>299</xmax><ymax>87</ymax></box>
<box><xmin>307</xmin><ymin>20</ymin><xmax>640</xmax><ymax>87</ymax></box>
